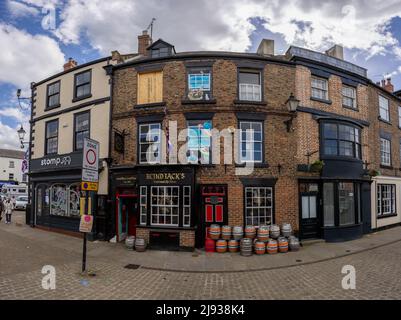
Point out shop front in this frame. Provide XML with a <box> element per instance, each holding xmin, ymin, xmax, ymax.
<box><xmin>111</xmin><ymin>165</ymin><xmax>196</xmax><ymax>251</ymax></box>
<box><xmin>30</xmin><ymin>152</ymin><xmax>107</xmax><ymax>237</ymax></box>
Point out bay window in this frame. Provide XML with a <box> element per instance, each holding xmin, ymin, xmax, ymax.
<box><xmin>322</xmin><ymin>122</ymin><xmax>361</xmax><ymax>159</ymax></box>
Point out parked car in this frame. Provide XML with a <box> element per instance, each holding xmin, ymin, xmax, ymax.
<box><xmin>14</xmin><ymin>196</ymin><xmax>29</xmax><ymax>210</ymax></box>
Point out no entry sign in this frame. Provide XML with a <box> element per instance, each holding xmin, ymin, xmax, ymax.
<box><xmin>82</xmin><ymin>138</ymin><xmax>99</xmax><ymax>171</ymax></box>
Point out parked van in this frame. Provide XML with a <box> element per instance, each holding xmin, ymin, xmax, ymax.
<box><xmin>0</xmin><ymin>184</ymin><xmax>28</xmax><ymax>206</ymax></box>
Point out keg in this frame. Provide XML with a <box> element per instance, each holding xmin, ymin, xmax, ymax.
<box><xmin>254</xmin><ymin>241</ymin><xmax>266</xmax><ymax>255</ymax></box>
<box><xmin>135</xmin><ymin>238</ymin><xmax>146</xmax><ymax>252</ymax></box>
<box><xmin>257</xmin><ymin>225</ymin><xmax>270</xmax><ymax>242</ymax></box>
<box><xmin>278</xmin><ymin>237</ymin><xmax>289</xmax><ymax>253</ymax></box>
<box><xmin>216</xmin><ymin>239</ymin><xmax>227</xmax><ymax>253</ymax></box>
<box><xmin>244</xmin><ymin>225</ymin><xmax>256</xmax><ymax>239</ymax></box>
<box><xmin>205</xmin><ymin>238</ymin><xmax>215</xmax><ymax>253</ymax></box>
<box><xmin>240</xmin><ymin>238</ymin><xmax>253</xmax><ymax>256</ymax></box>
<box><xmin>281</xmin><ymin>223</ymin><xmax>293</xmax><ymax>238</ymax></box>
<box><xmin>289</xmin><ymin>236</ymin><xmax>300</xmax><ymax>251</ymax></box>
<box><xmin>270</xmin><ymin>224</ymin><xmax>280</xmax><ymax>239</ymax></box>
<box><xmin>125</xmin><ymin>236</ymin><xmax>135</xmax><ymax>250</ymax></box>
<box><xmin>209</xmin><ymin>224</ymin><xmax>221</xmax><ymax>240</ymax></box>
<box><xmin>232</xmin><ymin>226</ymin><xmax>244</xmax><ymax>240</ymax></box>
<box><xmin>228</xmin><ymin>239</ymin><xmax>239</xmax><ymax>253</ymax></box>
<box><xmin>221</xmin><ymin>225</ymin><xmax>232</xmax><ymax>240</ymax></box>
<box><xmin>267</xmin><ymin>239</ymin><xmax>278</xmax><ymax>254</ymax></box>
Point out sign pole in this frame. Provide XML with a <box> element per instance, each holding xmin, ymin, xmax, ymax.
<box><xmin>82</xmin><ymin>190</ymin><xmax>89</xmax><ymax>273</ymax></box>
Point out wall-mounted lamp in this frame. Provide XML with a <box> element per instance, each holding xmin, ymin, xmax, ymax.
<box><xmin>283</xmin><ymin>93</ymin><xmax>300</xmax><ymax>132</ymax></box>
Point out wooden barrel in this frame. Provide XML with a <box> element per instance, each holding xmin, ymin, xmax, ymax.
<box><xmin>209</xmin><ymin>224</ymin><xmax>221</xmax><ymax>240</ymax></box>
<box><xmin>257</xmin><ymin>225</ymin><xmax>270</xmax><ymax>242</ymax></box>
<box><xmin>135</xmin><ymin>238</ymin><xmax>146</xmax><ymax>252</ymax></box>
<box><xmin>267</xmin><ymin>239</ymin><xmax>278</xmax><ymax>254</ymax></box>
<box><xmin>278</xmin><ymin>237</ymin><xmax>289</xmax><ymax>253</ymax></box>
<box><xmin>289</xmin><ymin>236</ymin><xmax>300</xmax><ymax>251</ymax></box>
<box><xmin>254</xmin><ymin>241</ymin><xmax>266</xmax><ymax>255</ymax></box>
<box><xmin>240</xmin><ymin>238</ymin><xmax>253</xmax><ymax>256</ymax></box>
<box><xmin>281</xmin><ymin>223</ymin><xmax>292</xmax><ymax>238</ymax></box>
<box><xmin>125</xmin><ymin>236</ymin><xmax>135</xmax><ymax>250</ymax></box>
<box><xmin>232</xmin><ymin>226</ymin><xmax>243</xmax><ymax>240</ymax></box>
<box><xmin>216</xmin><ymin>239</ymin><xmax>227</xmax><ymax>253</ymax></box>
<box><xmin>244</xmin><ymin>225</ymin><xmax>256</xmax><ymax>239</ymax></box>
<box><xmin>221</xmin><ymin>225</ymin><xmax>232</xmax><ymax>240</ymax></box>
<box><xmin>205</xmin><ymin>238</ymin><xmax>215</xmax><ymax>252</ymax></box>
<box><xmin>270</xmin><ymin>224</ymin><xmax>280</xmax><ymax>239</ymax></box>
<box><xmin>228</xmin><ymin>239</ymin><xmax>239</xmax><ymax>252</ymax></box>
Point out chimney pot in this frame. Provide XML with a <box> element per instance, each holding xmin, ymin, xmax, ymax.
<box><xmin>325</xmin><ymin>45</ymin><xmax>344</xmax><ymax>60</ymax></box>
<box><xmin>384</xmin><ymin>78</ymin><xmax>394</xmax><ymax>93</ymax></box>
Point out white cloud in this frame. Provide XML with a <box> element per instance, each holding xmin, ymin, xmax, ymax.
<box><xmin>0</xmin><ymin>107</ymin><xmax>30</xmax><ymax>123</ymax></box>
<box><xmin>52</xmin><ymin>0</ymin><xmax>401</xmax><ymax>58</ymax></box>
<box><xmin>7</xmin><ymin>0</ymin><xmax>40</xmax><ymax>17</ymax></box>
<box><xmin>0</xmin><ymin>120</ymin><xmax>27</xmax><ymax>150</ymax></box>
<box><xmin>0</xmin><ymin>23</ymin><xmax>65</xmax><ymax>90</ymax></box>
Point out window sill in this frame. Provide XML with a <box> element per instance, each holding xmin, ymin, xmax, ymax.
<box><xmin>380</xmin><ymin>165</ymin><xmax>393</xmax><ymax>170</ymax></box>
<box><xmin>72</xmin><ymin>94</ymin><xmax>92</xmax><ymax>103</ymax></box>
<box><xmin>310</xmin><ymin>97</ymin><xmax>332</xmax><ymax>105</ymax></box>
<box><xmin>235</xmin><ymin>162</ymin><xmax>269</xmax><ymax>168</ymax></box>
<box><xmin>134</xmin><ymin>102</ymin><xmax>166</xmax><ymax>108</ymax></box>
<box><xmin>321</xmin><ymin>156</ymin><xmax>362</xmax><ymax>163</ymax></box>
<box><xmin>378</xmin><ymin>117</ymin><xmax>392</xmax><ymax>125</ymax></box>
<box><xmin>181</xmin><ymin>99</ymin><xmax>216</xmax><ymax>105</ymax></box>
<box><xmin>44</xmin><ymin>104</ymin><xmax>61</xmax><ymax>111</ymax></box>
<box><xmin>342</xmin><ymin>105</ymin><xmax>359</xmax><ymax>112</ymax></box>
<box><xmin>234</xmin><ymin>100</ymin><xmax>267</xmax><ymax>106</ymax></box>
<box><xmin>377</xmin><ymin>213</ymin><xmax>398</xmax><ymax>219</ymax></box>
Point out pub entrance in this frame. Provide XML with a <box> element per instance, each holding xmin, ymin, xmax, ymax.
<box><xmin>115</xmin><ymin>189</ymin><xmax>138</xmax><ymax>242</ymax></box>
<box><xmin>199</xmin><ymin>184</ymin><xmax>228</xmax><ymax>246</ymax></box>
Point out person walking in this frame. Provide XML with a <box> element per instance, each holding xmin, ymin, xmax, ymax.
<box><xmin>0</xmin><ymin>198</ymin><xmax>4</xmax><ymax>222</ymax></box>
<box><xmin>4</xmin><ymin>198</ymin><xmax>13</xmax><ymax>224</ymax></box>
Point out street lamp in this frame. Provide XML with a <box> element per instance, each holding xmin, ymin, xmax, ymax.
<box><xmin>283</xmin><ymin>93</ymin><xmax>300</xmax><ymax>132</ymax></box>
<box><xmin>17</xmin><ymin>124</ymin><xmax>29</xmax><ymax>149</ymax></box>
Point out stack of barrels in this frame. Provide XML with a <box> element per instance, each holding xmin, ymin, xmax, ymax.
<box><xmin>207</xmin><ymin>222</ymin><xmax>300</xmax><ymax>255</ymax></box>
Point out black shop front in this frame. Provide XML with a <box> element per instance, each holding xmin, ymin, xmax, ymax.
<box><xmin>110</xmin><ymin>165</ymin><xmax>197</xmax><ymax>250</ymax></box>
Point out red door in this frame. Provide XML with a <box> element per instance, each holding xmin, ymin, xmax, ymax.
<box><xmin>200</xmin><ymin>185</ymin><xmax>228</xmax><ymax>243</ymax></box>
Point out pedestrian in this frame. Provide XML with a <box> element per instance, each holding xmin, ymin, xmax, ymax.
<box><xmin>0</xmin><ymin>197</ymin><xmax>4</xmax><ymax>222</ymax></box>
<box><xmin>4</xmin><ymin>198</ymin><xmax>13</xmax><ymax>224</ymax></box>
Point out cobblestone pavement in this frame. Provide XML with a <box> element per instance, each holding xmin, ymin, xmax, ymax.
<box><xmin>1</xmin><ymin>212</ymin><xmax>401</xmax><ymax>299</ymax></box>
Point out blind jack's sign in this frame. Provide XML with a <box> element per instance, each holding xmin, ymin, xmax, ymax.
<box><xmin>138</xmin><ymin>169</ymin><xmax>194</xmax><ymax>186</ymax></box>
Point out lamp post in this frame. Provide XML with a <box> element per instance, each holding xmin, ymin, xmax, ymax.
<box><xmin>17</xmin><ymin>124</ymin><xmax>29</xmax><ymax>149</ymax></box>
<box><xmin>283</xmin><ymin>93</ymin><xmax>300</xmax><ymax>132</ymax></box>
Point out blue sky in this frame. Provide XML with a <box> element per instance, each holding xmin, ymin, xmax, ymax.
<box><xmin>1</xmin><ymin>0</ymin><xmax>401</xmax><ymax>149</ymax></box>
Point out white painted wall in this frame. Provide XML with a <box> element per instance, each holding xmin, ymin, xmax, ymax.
<box><xmin>0</xmin><ymin>155</ymin><xmax>26</xmax><ymax>183</ymax></box>
<box><xmin>371</xmin><ymin>176</ymin><xmax>401</xmax><ymax>229</ymax></box>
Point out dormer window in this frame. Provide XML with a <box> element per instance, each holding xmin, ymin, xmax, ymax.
<box><xmin>146</xmin><ymin>39</ymin><xmax>176</xmax><ymax>59</ymax></box>
<box><xmin>151</xmin><ymin>47</ymin><xmax>169</xmax><ymax>58</ymax></box>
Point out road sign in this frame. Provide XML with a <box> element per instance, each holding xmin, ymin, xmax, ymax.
<box><xmin>81</xmin><ymin>181</ymin><xmax>98</xmax><ymax>191</ymax></box>
<box><xmin>80</xmin><ymin>197</ymin><xmax>92</xmax><ymax>216</ymax></box>
<box><xmin>79</xmin><ymin>215</ymin><xmax>93</xmax><ymax>233</ymax></box>
<box><xmin>83</xmin><ymin>138</ymin><xmax>99</xmax><ymax>171</ymax></box>
<box><xmin>82</xmin><ymin>168</ymin><xmax>99</xmax><ymax>182</ymax></box>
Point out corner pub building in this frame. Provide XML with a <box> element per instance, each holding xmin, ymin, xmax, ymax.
<box><xmin>108</xmin><ymin>33</ymin><xmax>379</xmax><ymax>251</ymax></box>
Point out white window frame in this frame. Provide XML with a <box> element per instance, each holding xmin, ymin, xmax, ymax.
<box><xmin>342</xmin><ymin>85</ymin><xmax>356</xmax><ymax>109</ymax></box>
<box><xmin>150</xmin><ymin>186</ymin><xmax>180</xmax><ymax>227</ymax></box>
<box><xmin>9</xmin><ymin>161</ymin><xmax>14</xmax><ymax>168</ymax></box>
<box><xmin>140</xmin><ymin>186</ymin><xmax>147</xmax><ymax>225</ymax></box>
<box><xmin>380</xmin><ymin>138</ymin><xmax>391</xmax><ymax>166</ymax></box>
<box><xmin>188</xmin><ymin>73</ymin><xmax>211</xmax><ymax>91</ymax></box>
<box><xmin>379</xmin><ymin>95</ymin><xmax>390</xmax><ymax>122</ymax></box>
<box><xmin>377</xmin><ymin>184</ymin><xmax>396</xmax><ymax>216</ymax></box>
<box><xmin>183</xmin><ymin>186</ymin><xmax>191</xmax><ymax>227</ymax></box>
<box><xmin>239</xmin><ymin>121</ymin><xmax>263</xmax><ymax>163</ymax></box>
<box><xmin>239</xmin><ymin>72</ymin><xmax>261</xmax><ymax>102</ymax></box>
<box><xmin>139</xmin><ymin>123</ymin><xmax>161</xmax><ymax>164</ymax></box>
<box><xmin>245</xmin><ymin>187</ymin><xmax>273</xmax><ymax>226</ymax></box>
<box><xmin>311</xmin><ymin>77</ymin><xmax>328</xmax><ymax>100</ymax></box>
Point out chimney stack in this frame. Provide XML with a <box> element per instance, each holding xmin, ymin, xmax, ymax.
<box><xmin>383</xmin><ymin>78</ymin><xmax>394</xmax><ymax>93</ymax></box>
<box><xmin>325</xmin><ymin>45</ymin><xmax>344</xmax><ymax>60</ymax></box>
<box><xmin>138</xmin><ymin>30</ymin><xmax>152</xmax><ymax>56</ymax></box>
<box><xmin>63</xmin><ymin>57</ymin><xmax>77</xmax><ymax>71</ymax></box>
<box><xmin>257</xmin><ymin>39</ymin><xmax>275</xmax><ymax>56</ymax></box>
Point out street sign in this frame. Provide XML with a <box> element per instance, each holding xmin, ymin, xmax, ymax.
<box><xmin>81</xmin><ymin>181</ymin><xmax>98</xmax><ymax>191</ymax></box>
<box><xmin>82</xmin><ymin>168</ymin><xmax>99</xmax><ymax>182</ymax></box>
<box><xmin>82</xmin><ymin>138</ymin><xmax>99</xmax><ymax>171</ymax></box>
<box><xmin>80</xmin><ymin>197</ymin><xmax>92</xmax><ymax>216</ymax></box>
<box><xmin>79</xmin><ymin>215</ymin><xmax>93</xmax><ymax>233</ymax></box>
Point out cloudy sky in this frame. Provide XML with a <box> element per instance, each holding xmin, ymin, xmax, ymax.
<box><xmin>1</xmin><ymin>0</ymin><xmax>401</xmax><ymax>150</ymax></box>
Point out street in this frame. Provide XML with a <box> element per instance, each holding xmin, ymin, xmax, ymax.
<box><xmin>1</xmin><ymin>211</ymin><xmax>401</xmax><ymax>300</ymax></box>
